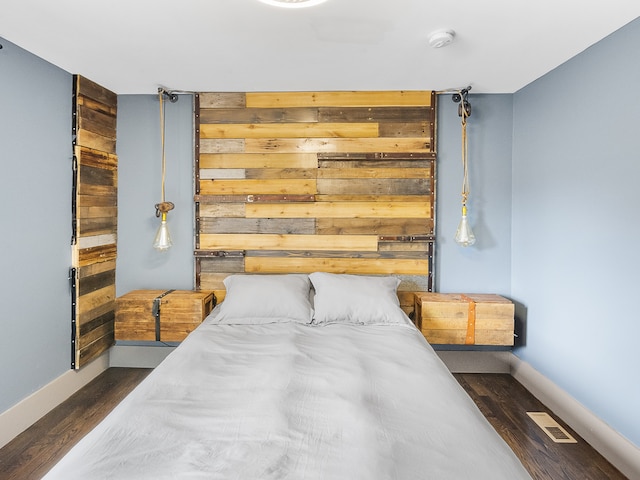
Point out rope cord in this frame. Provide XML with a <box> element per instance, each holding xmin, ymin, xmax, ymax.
<box><xmin>159</xmin><ymin>90</ymin><xmax>167</xmax><ymax>204</ymax></box>
<box><xmin>460</xmin><ymin>96</ymin><xmax>470</xmax><ymax>207</ymax></box>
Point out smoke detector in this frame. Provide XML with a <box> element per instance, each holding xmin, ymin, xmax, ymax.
<box><xmin>258</xmin><ymin>0</ymin><xmax>329</xmax><ymax>7</ymax></box>
<box><xmin>428</xmin><ymin>29</ymin><xmax>455</xmax><ymax>48</ymax></box>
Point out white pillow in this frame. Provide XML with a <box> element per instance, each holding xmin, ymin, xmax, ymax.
<box><xmin>309</xmin><ymin>272</ymin><xmax>411</xmax><ymax>326</ymax></box>
<box><xmin>211</xmin><ymin>274</ymin><xmax>314</xmax><ymax>324</ymax></box>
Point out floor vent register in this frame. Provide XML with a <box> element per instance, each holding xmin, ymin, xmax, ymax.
<box><xmin>526</xmin><ymin>412</ymin><xmax>577</xmax><ymax>443</ymax></box>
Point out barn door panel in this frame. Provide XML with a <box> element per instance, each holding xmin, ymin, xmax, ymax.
<box><xmin>71</xmin><ymin>75</ymin><xmax>117</xmax><ymax>369</ymax></box>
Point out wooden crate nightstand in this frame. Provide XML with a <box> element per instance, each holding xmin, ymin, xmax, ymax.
<box><xmin>414</xmin><ymin>293</ymin><xmax>515</xmax><ymax>346</ymax></box>
<box><xmin>115</xmin><ymin>290</ymin><xmax>215</xmax><ymax>342</ymax></box>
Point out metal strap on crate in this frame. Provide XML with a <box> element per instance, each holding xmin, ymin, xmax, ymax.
<box><xmin>460</xmin><ymin>294</ymin><xmax>476</xmax><ymax>345</ymax></box>
<box><xmin>152</xmin><ymin>290</ymin><xmax>175</xmax><ymax>341</ymax></box>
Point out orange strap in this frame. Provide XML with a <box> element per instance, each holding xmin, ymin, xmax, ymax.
<box><xmin>460</xmin><ymin>294</ymin><xmax>476</xmax><ymax>345</ymax></box>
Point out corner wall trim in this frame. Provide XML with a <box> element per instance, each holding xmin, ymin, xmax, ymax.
<box><xmin>510</xmin><ymin>355</ymin><xmax>640</xmax><ymax>479</ymax></box>
<box><xmin>0</xmin><ymin>352</ymin><xmax>109</xmax><ymax>449</ymax></box>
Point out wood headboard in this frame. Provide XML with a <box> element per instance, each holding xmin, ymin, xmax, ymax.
<box><xmin>193</xmin><ymin>91</ymin><xmax>436</xmax><ymax>304</ymax></box>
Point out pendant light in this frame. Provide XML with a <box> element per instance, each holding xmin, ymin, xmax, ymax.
<box><xmin>153</xmin><ymin>88</ymin><xmax>176</xmax><ymax>251</ymax></box>
<box><xmin>453</xmin><ymin>87</ymin><xmax>476</xmax><ymax>247</ymax></box>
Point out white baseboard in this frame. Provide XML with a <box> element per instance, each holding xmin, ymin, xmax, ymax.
<box><xmin>0</xmin><ymin>352</ymin><xmax>110</xmax><ymax>449</ymax></box>
<box><xmin>510</xmin><ymin>355</ymin><xmax>640</xmax><ymax>480</ymax></box>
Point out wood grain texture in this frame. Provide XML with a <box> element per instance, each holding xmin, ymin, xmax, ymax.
<box><xmin>455</xmin><ymin>374</ymin><xmax>628</xmax><ymax>480</ymax></box>
<box><xmin>0</xmin><ymin>368</ymin><xmax>152</xmax><ymax>480</ymax></box>
<box><xmin>245</xmin><ymin>90</ymin><xmax>433</xmax><ymax>108</ymax></box>
<box><xmin>194</xmin><ymin>91</ymin><xmax>435</xmax><ymax>288</ymax></box>
<box><xmin>72</xmin><ymin>76</ymin><xmax>118</xmax><ymax>369</ymax></box>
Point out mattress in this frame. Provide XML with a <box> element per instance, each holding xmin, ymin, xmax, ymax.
<box><xmin>43</xmin><ymin>318</ymin><xmax>531</xmax><ymax>479</ymax></box>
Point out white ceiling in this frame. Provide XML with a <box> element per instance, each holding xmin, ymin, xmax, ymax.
<box><xmin>1</xmin><ymin>0</ymin><xmax>638</xmax><ymax>95</ymax></box>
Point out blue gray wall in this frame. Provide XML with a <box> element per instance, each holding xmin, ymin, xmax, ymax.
<box><xmin>0</xmin><ymin>39</ymin><xmax>73</xmax><ymax>413</ymax></box>
<box><xmin>116</xmin><ymin>95</ymin><xmax>194</xmax><ymax>295</ymax></box>
<box><xmin>436</xmin><ymin>94</ymin><xmax>513</xmax><ymax>295</ymax></box>
<box><xmin>511</xmin><ymin>18</ymin><xmax>640</xmax><ymax>446</ymax></box>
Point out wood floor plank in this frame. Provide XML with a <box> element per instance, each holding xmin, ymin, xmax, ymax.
<box><xmin>454</xmin><ymin>373</ymin><xmax>628</xmax><ymax>480</ymax></box>
<box><xmin>0</xmin><ymin>368</ymin><xmax>152</xmax><ymax>480</ymax></box>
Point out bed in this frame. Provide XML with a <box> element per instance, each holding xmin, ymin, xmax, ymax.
<box><xmin>43</xmin><ymin>273</ymin><xmax>531</xmax><ymax>479</ymax></box>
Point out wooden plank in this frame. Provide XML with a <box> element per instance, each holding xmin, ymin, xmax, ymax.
<box><xmin>77</xmin><ymin>269</ymin><xmax>115</xmax><ymax>297</ymax></box>
<box><xmin>245</xmin><ymin>91</ymin><xmax>433</xmax><ymax>108</ymax></box>
<box><xmin>78</xmin><ymin>260</ymin><xmax>116</xmax><ymax>279</ymax></box>
<box><xmin>200</xmin><ymin>107</ymin><xmax>318</xmax><ymax>124</ymax></box>
<box><xmin>77</xmin><ymin>95</ymin><xmax>117</xmax><ymax>117</ymax></box>
<box><xmin>316</xmin><ymin>167</ymin><xmax>430</xmax><ymax>179</ymax></box>
<box><xmin>77</xmin><ymin>182</ymin><xmax>116</xmax><ymax>197</ymax></box>
<box><xmin>199</xmin><ymin>179</ymin><xmax>316</xmax><ymax>195</ymax></box>
<box><xmin>196</xmin><ymin>194</ymin><xmax>315</xmax><ymax>204</ymax></box>
<box><xmin>200</xmin><ymin>122</ymin><xmax>379</xmax><ymax>139</ymax></box>
<box><xmin>76</xmin><ymin>284</ymin><xmax>116</xmax><ymax>316</ymax></box>
<box><xmin>318</xmin><ymin>158</ymin><xmax>433</xmax><ymax>169</ymax></box>
<box><xmin>199</xmin><ymin>168</ymin><xmax>246</xmax><ymax>180</ymax></box>
<box><xmin>378</xmin><ymin>122</ymin><xmax>431</xmax><ymax>138</ymax></box>
<box><xmin>244</xmin><ymin>168</ymin><xmax>317</xmax><ymax>180</ymax></box>
<box><xmin>198</xmin><ymin>92</ymin><xmax>246</xmax><ymax>108</ymax></box>
<box><xmin>242</xmin><ymin>137</ymin><xmax>431</xmax><ymax>154</ymax></box>
<box><xmin>77</xmin><ymin>148</ymin><xmax>117</xmax><ymax>171</ymax></box>
<box><xmin>378</xmin><ymin>240</ymin><xmax>433</xmax><ymax>252</ymax></box>
<box><xmin>198</xmin><ymin>256</ymin><xmax>245</xmax><ymax>273</ymax></box>
<box><xmin>78</xmin><ymin>320</ymin><xmax>114</xmax><ymax>349</ymax></box>
<box><xmin>245</xmin><ymin>201</ymin><xmax>431</xmax><ymax>219</ymax></box>
<box><xmin>199</xmin><ymin>138</ymin><xmax>245</xmax><ymax>154</ymax></box>
<box><xmin>318</xmin><ymin>107</ymin><xmax>433</xmax><ymax>123</ymax></box>
<box><xmin>76</xmin><ymin>147</ymin><xmax>117</xmax><ymax>170</ymax></box>
<box><xmin>244</xmin><ymin>256</ymin><xmax>430</xmax><ymax>275</ymax></box>
<box><xmin>77</xmin><ymin>105</ymin><xmax>117</xmax><ymax>139</ymax></box>
<box><xmin>78</xmin><ymin>206</ymin><xmax>118</xmax><ymax>218</ymax></box>
<box><xmin>317</xmin><ymin>178</ymin><xmax>429</xmax><ymax>196</ymax></box>
<box><xmin>75</xmin><ymin>244</ymin><xmax>117</xmax><ymax>267</ymax></box>
<box><xmin>76</xmin><ymin>129</ymin><xmax>116</xmax><ymax>154</ymax></box>
<box><xmin>200</xmin><ymin>168</ymin><xmax>317</xmax><ymax>180</ymax></box>
<box><xmin>78</xmin><ymin>333</ymin><xmax>114</xmax><ymax>364</ymax></box>
<box><xmin>78</xmin><ymin>305</ymin><xmax>115</xmax><ymax>334</ymax></box>
<box><xmin>199</xmin><ymin>203</ymin><xmax>246</xmax><ymax>217</ymax></box>
<box><xmin>201</xmin><ymin>218</ymin><xmax>315</xmax><ymax>235</ymax></box>
<box><xmin>79</xmin><ymin>164</ymin><xmax>117</xmax><ymax>187</ymax></box>
<box><xmin>199</xmin><ymin>153</ymin><xmax>318</xmax><ymax>169</ymax></box>
<box><xmin>315</xmin><ymin>194</ymin><xmax>431</xmax><ymax>203</ymax></box>
<box><xmin>76</xmin><ymin>75</ymin><xmax>117</xmax><ymax>109</ymax></box>
<box><xmin>316</xmin><ymin>218</ymin><xmax>431</xmax><ymax>235</ymax></box>
<box><xmin>318</xmin><ymin>152</ymin><xmax>435</xmax><ymax>161</ymax></box>
<box><xmin>200</xmin><ymin>234</ymin><xmax>379</xmax><ymax>251</ymax></box>
<box><xmin>246</xmin><ymin>250</ymin><xmax>429</xmax><ymax>260</ymax></box>
<box><xmin>77</xmin><ymin>194</ymin><xmax>117</xmax><ymax>207</ymax></box>
<box><xmin>79</xmin><ymin>312</ymin><xmax>115</xmax><ymax>337</ymax></box>
<box><xmin>76</xmin><ymin>234</ymin><xmax>117</xmax><ymax>249</ymax></box>
<box><xmin>78</xmin><ymin>217</ymin><xmax>117</xmax><ymax>236</ymax></box>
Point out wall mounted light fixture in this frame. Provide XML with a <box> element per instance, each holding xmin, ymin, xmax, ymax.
<box><xmin>452</xmin><ymin>86</ymin><xmax>476</xmax><ymax>247</ymax></box>
<box><xmin>153</xmin><ymin>88</ymin><xmax>178</xmax><ymax>251</ymax></box>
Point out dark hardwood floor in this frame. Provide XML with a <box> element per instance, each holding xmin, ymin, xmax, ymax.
<box><xmin>0</xmin><ymin>368</ymin><xmax>152</xmax><ymax>480</ymax></box>
<box><xmin>0</xmin><ymin>369</ymin><xmax>627</xmax><ymax>479</ymax></box>
<box><xmin>455</xmin><ymin>373</ymin><xmax>627</xmax><ymax>480</ymax></box>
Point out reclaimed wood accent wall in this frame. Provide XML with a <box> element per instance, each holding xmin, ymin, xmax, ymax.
<box><xmin>70</xmin><ymin>75</ymin><xmax>117</xmax><ymax>369</ymax></box>
<box><xmin>194</xmin><ymin>91</ymin><xmax>436</xmax><ymax>301</ymax></box>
